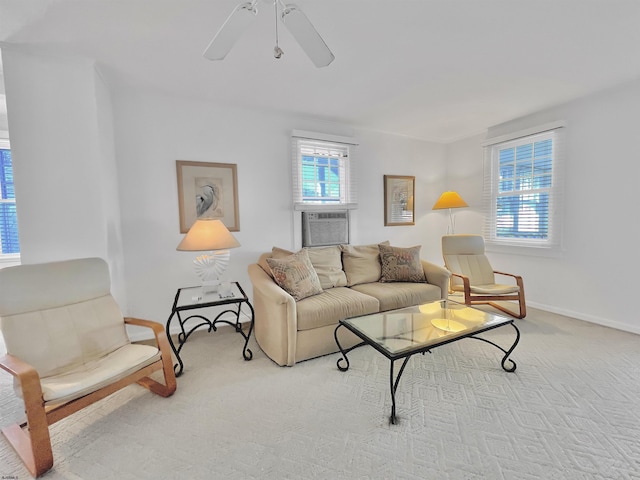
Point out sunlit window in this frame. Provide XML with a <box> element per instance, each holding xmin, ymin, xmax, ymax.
<box><xmin>484</xmin><ymin>126</ymin><xmax>564</xmax><ymax>252</ymax></box>
<box><xmin>291</xmin><ymin>132</ymin><xmax>357</xmax><ymax>210</ymax></box>
<box><xmin>0</xmin><ymin>142</ymin><xmax>19</xmax><ymax>255</ymax></box>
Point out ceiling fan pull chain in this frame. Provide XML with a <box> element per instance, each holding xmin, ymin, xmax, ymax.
<box><xmin>273</xmin><ymin>0</ymin><xmax>284</xmax><ymax>58</ymax></box>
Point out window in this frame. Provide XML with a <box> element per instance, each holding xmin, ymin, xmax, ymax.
<box><xmin>483</xmin><ymin>123</ymin><xmax>564</xmax><ymax>253</ymax></box>
<box><xmin>291</xmin><ymin>130</ymin><xmax>357</xmax><ymax>210</ymax></box>
<box><xmin>0</xmin><ymin>139</ymin><xmax>19</xmax><ymax>255</ymax></box>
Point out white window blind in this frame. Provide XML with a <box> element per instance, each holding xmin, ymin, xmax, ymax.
<box><xmin>482</xmin><ymin>123</ymin><xmax>565</xmax><ymax>253</ymax></box>
<box><xmin>291</xmin><ymin>131</ymin><xmax>357</xmax><ymax>210</ymax></box>
<box><xmin>0</xmin><ymin>137</ymin><xmax>20</xmax><ymax>256</ymax></box>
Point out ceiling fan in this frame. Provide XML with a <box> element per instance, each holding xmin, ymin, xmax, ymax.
<box><xmin>203</xmin><ymin>0</ymin><xmax>335</xmax><ymax>68</ymax></box>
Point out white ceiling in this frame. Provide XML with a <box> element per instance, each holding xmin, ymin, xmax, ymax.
<box><xmin>1</xmin><ymin>0</ymin><xmax>640</xmax><ymax>142</ymax></box>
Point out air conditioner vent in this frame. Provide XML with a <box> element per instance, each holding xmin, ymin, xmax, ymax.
<box><xmin>302</xmin><ymin>211</ymin><xmax>349</xmax><ymax>247</ymax></box>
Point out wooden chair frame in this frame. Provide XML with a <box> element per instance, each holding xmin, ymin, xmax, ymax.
<box><xmin>0</xmin><ymin>317</ymin><xmax>176</xmax><ymax>477</ymax></box>
<box><xmin>451</xmin><ymin>271</ymin><xmax>527</xmax><ymax>319</ymax></box>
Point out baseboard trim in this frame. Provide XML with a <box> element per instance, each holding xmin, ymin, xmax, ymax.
<box><xmin>527</xmin><ymin>300</ymin><xmax>640</xmax><ymax>336</ymax></box>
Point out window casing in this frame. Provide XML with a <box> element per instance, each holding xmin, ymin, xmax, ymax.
<box><xmin>0</xmin><ymin>139</ymin><xmax>19</xmax><ymax>257</ymax></box>
<box><xmin>291</xmin><ymin>131</ymin><xmax>357</xmax><ymax>210</ymax></box>
<box><xmin>483</xmin><ymin>124</ymin><xmax>564</xmax><ymax>254</ymax></box>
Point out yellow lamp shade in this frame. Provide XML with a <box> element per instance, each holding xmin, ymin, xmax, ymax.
<box><xmin>432</xmin><ymin>191</ymin><xmax>468</xmax><ymax>210</ymax></box>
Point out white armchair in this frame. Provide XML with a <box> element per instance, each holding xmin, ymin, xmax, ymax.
<box><xmin>0</xmin><ymin>258</ymin><xmax>176</xmax><ymax>477</ymax></box>
<box><xmin>442</xmin><ymin>235</ymin><xmax>526</xmax><ymax>319</ymax></box>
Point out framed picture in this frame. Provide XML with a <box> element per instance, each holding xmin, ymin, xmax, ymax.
<box><xmin>384</xmin><ymin>175</ymin><xmax>415</xmax><ymax>226</ymax></box>
<box><xmin>176</xmin><ymin>160</ymin><xmax>240</xmax><ymax>233</ymax></box>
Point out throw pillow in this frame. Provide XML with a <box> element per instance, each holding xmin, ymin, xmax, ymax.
<box><xmin>305</xmin><ymin>246</ymin><xmax>347</xmax><ymax>289</ymax></box>
<box><xmin>266</xmin><ymin>249</ymin><xmax>323</xmax><ymax>301</ymax></box>
<box><xmin>378</xmin><ymin>244</ymin><xmax>426</xmax><ymax>283</ymax></box>
<box><xmin>341</xmin><ymin>241</ymin><xmax>389</xmax><ymax>286</ymax></box>
<box><xmin>258</xmin><ymin>247</ymin><xmax>295</xmax><ymax>278</ymax></box>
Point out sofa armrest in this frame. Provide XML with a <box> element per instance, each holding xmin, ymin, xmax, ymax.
<box><xmin>421</xmin><ymin>260</ymin><xmax>451</xmax><ymax>299</ymax></box>
<box><xmin>247</xmin><ymin>263</ymin><xmax>298</xmax><ymax>366</ymax></box>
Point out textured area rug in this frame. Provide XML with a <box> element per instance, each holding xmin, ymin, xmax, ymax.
<box><xmin>1</xmin><ymin>307</ymin><xmax>640</xmax><ymax>479</ymax></box>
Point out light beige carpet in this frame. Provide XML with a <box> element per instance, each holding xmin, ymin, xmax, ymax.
<box><xmin>1</xmin><ymin>307</ymin><xmax>639</xmax><ymax>479</ymax></box>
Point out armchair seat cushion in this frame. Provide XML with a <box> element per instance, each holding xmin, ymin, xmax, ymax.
<box><xmin>452</xmin><ymin>283</ymin><xmax>521</xmax><ymax>295</ymax></box>
<box><xmin>19</xmin><ymin>344</ymin><xmax>161</xmax><ymax>404</ymax></box>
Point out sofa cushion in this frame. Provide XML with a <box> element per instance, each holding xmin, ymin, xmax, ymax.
<box><xmin>341</xmin><ymin>241</ymin><xmax>389</xmax><ymax>286</ymax></box>
<box><xmin>266</xmin><ymin>249</ymin><xmax>323</xmax><ymax>301</ymax></box>
<box><xmin>259</xmin><ymin>247</ymin><xmax>347</xmax><ymax>290</ymax></box>
<box><xmin>257</xmin><ymin>252</ymin><xmax>274</xmax><ymax>278</ymax></box>
<box><xmin>379</xmin><ymin>244</ymin><xmax>426</xmax><ymax>283</ymax></box>
<box><xmin>305</xmin><ymin>246</ymin><xmax>347</xmax><ymax>289</ymax></box>
<box><xmin>296</xmin><ymin>287</ymin><xmax>379</xmax><ymax>331</ymax></box>
<box><xmin>350</xmin><ymin>282</ymin><xmax>442</xmax><ymax>312</ymax></box>
<box><xmin>272</xmin><ymin>246</ymin><xmax>295</xmax><ymax>257</ymax></box>
<box><xmin>257</xmin><ymin>248</ymin><xmax>294</xmax><ymax>278</ymax></box>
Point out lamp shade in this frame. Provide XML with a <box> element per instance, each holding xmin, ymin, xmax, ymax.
<box><xmin>432</xmin><ymin>191</ymin><xmax>469</xmax><ymax>210</ymax></box>
<box><xmin>176</xmin><ymin>219</ymin><xmax>240</xmax><ymax>251</ymax></box>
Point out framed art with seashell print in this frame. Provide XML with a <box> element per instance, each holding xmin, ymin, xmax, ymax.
<box><xmin>176</xmin><ymin>160</ymin><xmax>240</xmax><ymax>233</ymax></box>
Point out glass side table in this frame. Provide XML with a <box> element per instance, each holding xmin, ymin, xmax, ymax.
<box><xmin>165</xmin><ymin>282</ymin><xmax>254</xmax><ymax>376</ymax></box>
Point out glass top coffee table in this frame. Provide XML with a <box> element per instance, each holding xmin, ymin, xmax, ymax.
<box><xmin>334</xmin><ymin>299</ymin><xmax>520</xmax><ymax>424</ymax></box>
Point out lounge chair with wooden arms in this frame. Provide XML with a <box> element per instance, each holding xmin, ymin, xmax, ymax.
<box><xmin>0</xmin><ymin>258</ymin><xmax>176</xmax><ymax>477</ymax></box>
<box><xmin>442</xmin><ymin>234</ymin><xmax>526</xmax><ymax>319</ymax></box>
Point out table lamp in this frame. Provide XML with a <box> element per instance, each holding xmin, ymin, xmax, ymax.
<box><xmin>432</xmin><ymin>191</ymin><xmax>468</xmax><ymax>234</ymax></box>
<box><xmin>177</xmin><ymin>218</ymin><xmax>240</xmax><ymax>293</ymax></box>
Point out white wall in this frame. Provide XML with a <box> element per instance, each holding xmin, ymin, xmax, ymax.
<box><xmin>444</xmin><ymin>133</ymin><xmax>486</xmax><ymax>235</ymax></box>
<box><xmin>10</xmin><ymin>47</ymin><xmax>638</xmax><ymax>335</ymax></box>
<box><xmin>451</xmin><ymin>79</ymin><xmax>640</xmax><ymax>334</ymax></box>
<box><xmin>354</xmin><ymin>129</ymin><xmax>447</xmax><ymax>264</ymax></box>
<box><xmin>2</xmin><ymin>49</ymin><xmax>127</xmax><ymax>303</ymax></box>
<box><xmin>113</xmin><ymin>91</ymin><xmax>447</xmax><ymax>323</ymax></box>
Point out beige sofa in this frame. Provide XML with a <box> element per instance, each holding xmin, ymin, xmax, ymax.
<box><xmin>247</xmin><ymin>243</ymin><xmax>451</xmax><ymax>366</ymax></box>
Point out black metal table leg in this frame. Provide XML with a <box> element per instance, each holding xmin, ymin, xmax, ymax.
<box><xmin>241</xmin><ymin>301</ymin><xmax>254</xmax><ymax>361</ymax></box>
<box><xmin>500</xmin><ymin>323</ymin><xmax>520</xmax><ymax>372</ymax></box>
<box><xmin>335</xmin><ymin>324</ymin><xmax>350</xmax><ymax>371</ymax></box>
<box><xmin>334</xmin><ymin>324</ymin><xmax>368</xmax><ymax>372</ymax></box>
<box><xmin>389</xmin><ymin>355</ymin><xmax>412</xmax><ymax>425</ymax></box>
<box><xmin>165</xmin><ymin>311</ymin><xmax>185</xmax><ymax>377</ymax></box>
<box><xmin>468</xmin><ymin>322</ymin><xmax>521</xmax><ymax>373</ymax></box>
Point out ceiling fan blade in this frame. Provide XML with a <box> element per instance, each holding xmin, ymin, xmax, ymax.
<box><xmin>281</xmin><ymin>4</ymin><xmax>334</xmax><ymax>68</ymax></box>
<box><xmin>203</xmin><ymin>2</ymin><xmax>258</xmax><ymax>61</ymax></box>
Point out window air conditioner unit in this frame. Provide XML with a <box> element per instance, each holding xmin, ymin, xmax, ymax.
<box><xmin>302</xmin><ymin>211</ymin><xmax>349</xmax><ymax>247</ymax></box>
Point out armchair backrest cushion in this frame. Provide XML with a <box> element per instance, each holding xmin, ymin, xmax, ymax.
<box><xmin>442</xmin><ymin>235</ymin><xmax>496</xmax><ymax>287</ymax></box>
<box><xmin>0</xmin><ymin>258</ymin><xmax>130</xmax><ymax>379</ymax></box>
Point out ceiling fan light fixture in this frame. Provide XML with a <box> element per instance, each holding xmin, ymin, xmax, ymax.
<box><xmin>203</xmin><ymin>1</ymin><xmax>258</xmax><ymax>60</ymax></box>
<box><xmin>281</xmin><ymin>4</ymin><xmax>335</xmax><ymax>68</ymax></box>
<box><xmin>203</xmin><ymin>0</ymin><xmax>334</xmax><ymax>67</ymax></box>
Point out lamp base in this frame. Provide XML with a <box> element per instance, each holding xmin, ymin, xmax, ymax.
<box><xmin>193</xmin><ymin>250</ymin><xmax>230</xmax><ymax>293</ymax></box>
<box><xmin>431</xmin><ymin>318</ymin><xmax>466</xmax><ymax>333</ymax></box>
<box><xmin>201</xmin><ymin>280</ymin><xmax>222</xmax><ymax>294</ymax></box>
